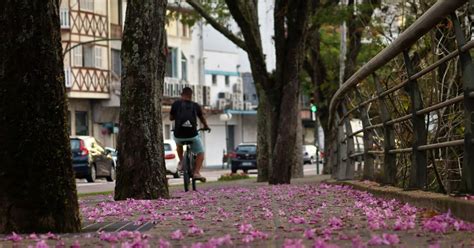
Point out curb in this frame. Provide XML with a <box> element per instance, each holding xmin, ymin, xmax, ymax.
<box><xmin>325</xmin><ymin>179</ymin><xmax>474</xmax><ymax>222</ymax></box>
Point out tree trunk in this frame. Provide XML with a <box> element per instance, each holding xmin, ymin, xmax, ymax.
<box><xmin>292</xmin><ymin>107</ymin><xmax>305</xmax><ymax>178</ymax></box>
<box><xmin>256</xmin><ymin>85</ymin><xmax>269</xmax><ymax>182</ymax></box>
<box><xmin>269</xmin><ymin>79</ymin><xmax>302</xmax><ymax>184</ymax></box>
<box><xmin>114</xmin><ymin>0</ymin><xmax>169</xmax><ymax>200</ymax></box>
<box><xmin>0</xmin><ymin>0</ymin><xmax>81</xmax><ymax>233</ymax></box>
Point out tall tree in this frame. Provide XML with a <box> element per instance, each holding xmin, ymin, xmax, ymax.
<box><xmin>187</xmin><ymin>0</ymin><xmax>312</xmax><ymax>184</ymax></box>
<box><xmin>305</xmin><ymin>0</ymin><xmax>380</xmax><ymax>173</ymax></box>
<box><xmin>0</xmin><ymin>0</ymin><xmax>81</xmax><ymax>233</ymax></box>
<box><xmin>114</xmin><ymin>0</ymin><xmax>169</xmax><ymax>200</ymax></box>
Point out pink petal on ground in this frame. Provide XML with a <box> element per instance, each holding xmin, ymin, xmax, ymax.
<box><xmin>304</xmin><ymin>228</ymin><xmax>316</xmax><ymax>240</ymax></box>
<box><xmin>382</xmin><ymin>233</ymin><xmax>400</xmax><ymax>245</ymax></box>
<box><xmin>238</xmin><ymin>223</ymin><xmax>253</xmax><ymax>234</ymax></box>
<box><xmin>170</xmin><ymin>229</ymin><xmax>184</xmax><ymax>240</ymax></box>
<box><xmin>6</xmin><ymin>232</ymin><xmax>23</xmax><ymax>242</ymax></box>
<box><xmin>34</xmin><ymin>240</ymin><xmax>50</xmax><ymax>248</ymax></box>
<box><xmin>159</xmin><ymin>239</ymin><xmax>171</xmax><ymax>248</ymax></box>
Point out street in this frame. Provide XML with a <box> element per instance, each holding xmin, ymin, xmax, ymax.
<box><xmin>76</xmin><ymin>163</ymin><xmax>323</xmax><ymax>194</ymax></box>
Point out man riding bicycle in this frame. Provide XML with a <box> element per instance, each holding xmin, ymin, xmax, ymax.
<box><xmin>170</xmin><ymin>87</ymin><xmax>210</xmax><ymax>182</ymax></box>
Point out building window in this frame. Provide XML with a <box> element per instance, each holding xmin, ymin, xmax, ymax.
<box><xmin>182</xmin><ymin>23</ymin><xmax>189</xmax><ymax>37</ymax></box>
<box><xmin>166</xmin><ymin>47</ymin><xmax>178</xmax><ymax>78</ymax></box>
<box><xmin>252</xmin><ymin>94</ymin><xmax>257</xmax><ymax>101</ymax></box>
<box><xmin>111</xmin><ymin>49</ymin><xmax>122</xmax><ymax>76</ymax></box>
<box><xmin>212</xmin><ymin>75</ymin><xmax>217</xmax><ymax>86</ymax></box>
<box><xmin>64</xmin><ymin>67</ymin><xmax>72</xmax><ymax>88</ymax></box>
<box><xmin>225</xmin><ymin>76</ymin><xmax>230</xmax><ymax>86</ymax></box>
<box><xmin>75</xmin><ymin>111</ymin><xmax>89</xmax><ymax>136</ymax></box>
<box><xmin>94</xmin><ymin>47</ymin><xmax>102</xmax><ymax>69</ymax></box>
<box><xmin>73</xmin><ymin>46</ymin><xmax>83</xmax><ymax>67</ymax></box>
<box><xmin>60</xmin><ymin>8</ymin><xmax>70</xmax><ymax>28</ymax></box>
<box><xmin>83</xmin><ymin>45</ymin><xmax>94</xmax><ymax>67</ymax></box>
<box><xmin>80</xmin><ymin>0</ymin><xmax>94</xmax><ymax>11</ymax></box>
<box><xmin>181</xmin><ymin>53</ymin><xmax>187</xmax><ymax>81</ymax></box>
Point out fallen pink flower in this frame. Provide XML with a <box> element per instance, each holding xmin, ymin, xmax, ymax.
<box><xmin>6</xmin><ymin>232</ymin><xmax>23</xmax><ymax>242</ymax></box>
<box><xmin>250</xmin><ymin>230</ymin><xmax>269</xmax><ymax>240</ymax></box>
<box><xmin>33</xmin><ymin>240</ymin><xmax>49</xmax><ymax>248</ymax></box>
<box><xmin>238</xmin><ymin>223</ymin><xmax>253</xmax><ymax>234</ymax></box>
<box><xmin>241</xmin><ymin>235</ymin><xmax>255</xmax><ymax>244</ymax></box>
<box><xmin>208</xmin><ymin>234</ymin><xmax>232</xmax><ymax>246</ymax></box>
<box><xmin>71</xmin><ymin>240</ymin><xmax>80</xmax><ymax>248</ymax></box>
<box><xmin>182</xmin><ymin>214</ymin><xmax>195</xmax><ymax>221</ymax></box>
<box><xmin>188</xmin><ymin>226</ymin><xmax>204</xmax><ymax>236</ymax></box>
<box><xmin>283</xmin><ymin>238</ymin><xmax>304</xmax><ymax>248</ymax></box>
<box><xmin>159</xmin><ymin>238</ymin><xmax>171</xmax><ymax>248</ymax></box>
<box><xmin>329</xmin><ymin>217</ymin><xmax>343</xmax><ymax>229</ymax></box>
<box><xmin>99</xmin><ymin>232</ymin><xmax>119</xmax><ymax>243</ymax></box>
<box><xmin>382</xmin><ymin>233</ymin><xmax>400</xmax><ymax>245</ymax></box>
<box><xmin>170</xmin><ymin>229</ymin><xmax>184</xmax><ymax>240</ymax></box>
<box><xmin>304</xmin><ymin>228</ymin><xmax>316</xmax><ymax>240</ymax></box>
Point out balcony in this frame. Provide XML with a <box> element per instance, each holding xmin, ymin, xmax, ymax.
<box><xmin>67</xmin><ymin>67</ymin><xmax>110</xmax><ymax>99</ymax></box>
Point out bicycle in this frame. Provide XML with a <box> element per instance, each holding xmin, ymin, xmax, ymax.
<box><xmin>181</xmin><ymin>128</ymin><xmax>210</xmax><ymax>192</ymax></box>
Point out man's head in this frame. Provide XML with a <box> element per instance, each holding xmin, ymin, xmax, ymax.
<box><xmin>181</xmin><ymin>87</ymin><xmax>193</xmax><ymax>100</ymax></box>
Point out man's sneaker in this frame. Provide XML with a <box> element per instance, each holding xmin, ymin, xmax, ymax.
<box><xmin>193</xmin><ymin>174</ymin><xmax>206</xmax><ymax>182</ymax></box>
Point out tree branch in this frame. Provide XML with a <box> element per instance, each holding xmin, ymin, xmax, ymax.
<box><xmin>185</xmin><ymin>0</ymin><xmax>247</xmax><ymax>51</ymax></box>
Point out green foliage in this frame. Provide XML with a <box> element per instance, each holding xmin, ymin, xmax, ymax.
<box><xmin>167</xmin><ymin>0</ymin><xmax>232</xmax><ymax>28</ymax></box>
<box><xmin>218</xmin><ymin>172</ymin><xmax>250</xmax><ymax>181</ymax></box>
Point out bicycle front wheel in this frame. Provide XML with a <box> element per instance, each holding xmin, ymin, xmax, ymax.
<box><xmin>183</xmin><ymin>150</ymin><xmax>191</xmax><ymax>192</ymax></box>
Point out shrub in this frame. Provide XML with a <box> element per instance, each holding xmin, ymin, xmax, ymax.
<box><xmin>218</xmin><ymin>172</ymin><xmax>250</xmax><ymax>181</ymax></box>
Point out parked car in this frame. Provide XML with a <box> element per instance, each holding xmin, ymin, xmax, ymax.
<box><xmin>105</xmin><ymin>147</ymin><xmax>118</xmax><ymax>168</ymax></box>
<box><xmin>70</xmin><ymin>136</ymin><xmax>115</xmax><ymax>183</ymax></box>
<box><xmin>164</xmin><ymin>139</ymin><xmax>180</xmax><ymax>178</ymax></box>
<box><xmin>229</xmin><ymin>143</ymin><xmax>257</xmax><ymax>173</ymax></box>
<box><xmin>303</xmin><ymin>145</ymin><xmax>324</xmax><ymax>164</ymax></box>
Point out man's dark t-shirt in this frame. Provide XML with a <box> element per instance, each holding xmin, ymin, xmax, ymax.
<box><xmin>170</xmin><ymin>100</ymin><xmax>203</xmax><ymax>138</ymax></box>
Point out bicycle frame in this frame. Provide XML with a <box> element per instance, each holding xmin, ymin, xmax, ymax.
<box><xmin>182</xmin><ymin>144</ymin><xmax>196</xmax><ymax>192</ymax></box>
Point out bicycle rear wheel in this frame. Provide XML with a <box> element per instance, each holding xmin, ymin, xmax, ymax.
<box><xmin>190</xmin><ymin>154</ymin><xmax>196</xmax><ymax>191</ymax></box>
<box><xmin>183</xmin><ymin>150</ymin><xmax>191</xmax><ymax>192</ymax></box>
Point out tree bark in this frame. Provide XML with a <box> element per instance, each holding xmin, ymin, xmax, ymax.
<box><xmin>0</xmin><ymin>0</ymin><xmax>81</xmax><ymax>233</ymax></box>
<box><xmin>256</xmin><ymin>85</ymin><xmax>270</xmax><ymax>182</ymax></box>
<box><xmin>292</xmin><ymin>107</ymin><xmax>305</xmax><ymax>178</ymax></box>
<box><xmin>190</xmin><ymin>0</ymin><xmax>311</xmax><ymax>184</ymax></box>
<box><xmin>114</xmin><ymin>0</ymin><xmax>169</xmax><ymax>200</ymax></box>
<box><xmin>268</xmin><ymin>0</ymin><xmax>311</xmax><ymax>184</ymax></box>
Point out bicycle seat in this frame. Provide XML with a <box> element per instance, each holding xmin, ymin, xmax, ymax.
<box><xmin>181</xmin><ymin>141</ymin><xmax>194</xmax><ymax>145</ymax></box>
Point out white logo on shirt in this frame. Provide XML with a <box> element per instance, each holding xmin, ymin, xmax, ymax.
<box><xmin>182</xmin><ymin>120</ymin><xmax>192</xmax><ymax>127</ymax></box>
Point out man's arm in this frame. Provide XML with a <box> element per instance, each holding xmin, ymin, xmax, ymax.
<box><xmin>198</xmin><ymin>114</ymin><xmax>209</xmax><ymax>129</ymax></box>
<box><xmin>196</xmin><ymin>104</ymin><xmax>209</xmax><ymax>129</ymax></box>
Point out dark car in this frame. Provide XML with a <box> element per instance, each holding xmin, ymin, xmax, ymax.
<box><xmin>71</xmin><ymin>136</ymin><xmax>116</xmax><ymax>183</ymax></box>
<box><xmin>229</xmin><ymin>143</ymin><xmax>257</xmax><ymax>173</ymax></box>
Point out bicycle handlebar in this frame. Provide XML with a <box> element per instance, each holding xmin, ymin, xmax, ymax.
<box><xmin>171</xmin><ymin>128</ymin><xmax>211</xmax><ymax>133</ymax></box>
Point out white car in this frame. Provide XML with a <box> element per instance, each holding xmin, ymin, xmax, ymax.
<box><xmin>164</xmin><ymin>139</ymin><xmax>180</xmax><ymax>178</ymax></box>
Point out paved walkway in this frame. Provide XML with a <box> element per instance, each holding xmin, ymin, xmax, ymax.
<box><xmin>2</xmin><ymin>175</ymin><xmax>473</xmax><ymax>247</ymax></box>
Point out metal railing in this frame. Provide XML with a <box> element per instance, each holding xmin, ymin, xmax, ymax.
<box><xmin>327</xmin><ymin>0</ymin><xmax>474</xmax><ymax>194</ymax></box>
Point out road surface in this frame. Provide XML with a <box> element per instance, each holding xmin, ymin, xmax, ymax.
<box><xmin>76</xmin><ymin>163</ymin><xmax>323</xmax><ymax>194</ymax></box>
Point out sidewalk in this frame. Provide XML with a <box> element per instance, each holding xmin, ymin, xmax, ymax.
<box><xmin>2</xmin><ymin>175</ymin><xmax>473</xmax><ymax>247</ymax></box>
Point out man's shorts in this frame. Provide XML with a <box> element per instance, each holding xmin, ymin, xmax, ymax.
<box><xmin>173</xmin><ymin>135</ymin><xmax>205</xmax><ymax>154</ymax></box>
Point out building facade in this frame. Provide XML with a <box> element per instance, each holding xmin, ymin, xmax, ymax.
<box><xmin>59</xmin><ymin>0</ymin><xmax>260</xmax><ymax>167</ymax></box>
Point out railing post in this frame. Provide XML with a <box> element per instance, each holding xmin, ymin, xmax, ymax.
<box><xmin>373</xmin><ymin>74</ymin><xmax>397</xmax><ymax>185</ymax></box>
<box><xmin>336</xmin><ymin>114</ymin><xmax>347</xmax><ymax>180</ymax></box>
<box><xmin>342</xmin><ymin>103</ymin><xmax>355</xmax><ymax>180</ymax></box>
<box><xmin>356</xmin><ymin>90</ymin><xmax>375</xmax><ymax>180</ymax></box>
<box><xmin>403</xmin><ymin>51</ymin><xmax>428</xmax><ymax>190</ymax></box>
<box><xmin>453</xmin><ymin>13</ymin><xmax>474</xmax><ymax>193</ymax></box>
